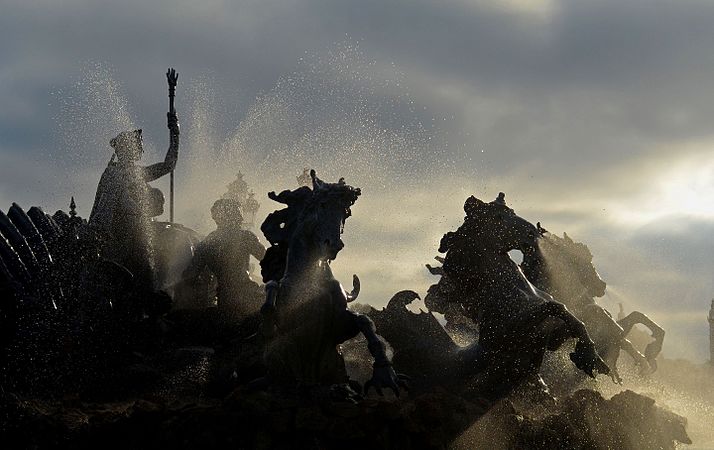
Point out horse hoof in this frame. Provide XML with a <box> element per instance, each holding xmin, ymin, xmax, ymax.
<box><xmin>569</xmin><ymin>350</ymin><xmax>609</xmax><ymax>378</ymax></box>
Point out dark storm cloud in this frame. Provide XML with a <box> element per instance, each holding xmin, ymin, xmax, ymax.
<box><xmin>313</xmin><ymin>0</ymin><xmax>714</xmax><ymax>173</ymax></box>
<box><xmin>4</xmin><ymin>0</ymin><xmax>714</xmax><ymax>169</ymax></box>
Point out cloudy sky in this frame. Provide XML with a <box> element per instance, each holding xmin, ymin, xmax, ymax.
<box><xmin>2</xmin><ymin>0</ymin><xmax>714</xmax><ymax>361</ymax></box>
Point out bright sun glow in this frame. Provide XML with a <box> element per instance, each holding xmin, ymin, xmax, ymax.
<box><xmin>612</xmin><ymin>154</ymin><xmax>714</xmax><ymax>225</ymax></box>
<box><xmin>453</xmin><ymin>0</ymin><xmax>556</xmax><ymax>17</ymax></box>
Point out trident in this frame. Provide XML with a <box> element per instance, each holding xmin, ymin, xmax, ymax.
<box><xmin>166</xmin><ymin>68</ymin><xmax>178</xmax><ymax>223</ymax></box>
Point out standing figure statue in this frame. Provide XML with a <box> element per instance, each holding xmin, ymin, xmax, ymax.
<box><xmin>89</xmin><ymin>69</ymin><xmax>180</xmax><ymax>296</ymax></box>
<box><xmin>182</xmin><ymin>199</ymin><xmax>266</xmax><ymax>319</ymax></box>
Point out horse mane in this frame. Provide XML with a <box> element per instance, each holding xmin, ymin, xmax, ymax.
<box><xmin>543</xmin><ymin>231</ymin><xmax>593</xmax><ymax>263</ymax></box>
<box><xmin>521</xmin><ymin>230</ymin><xmax>598</xmax><ymax>294</ymax></box>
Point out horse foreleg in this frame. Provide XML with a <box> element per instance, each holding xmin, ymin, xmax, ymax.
<box><xmin>541</xmin><ymin>302</ymin><xmax>610</xmax><ymax>378</ymax></box>
<box><xmin>351</xmin><ymin>312</ymin><xmax>390</xmax><ymax>366</ymax></box>
<box><xmin>617</xmin><ymin>311</ymin><xmax>664</xmax><ymax>371</ymax></box>
<box><xmin>346</xmin><ymin>311</ymin><xmax>408</xmax><ymax>396</ymax></box>
<box><xmin>619</xmin><ymin>337</ymin><xmax>651</xmax><ymax>376</ymax></box>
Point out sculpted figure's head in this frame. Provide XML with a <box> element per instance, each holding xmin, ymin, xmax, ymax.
<box><xmin>211</xmin><ymin>198</ymin><xmax>243</xmax><ymax>229</ymax></box>
<box><xmin>147</xmin><ymin>187</ymin><xmax>165</xmax><ymax>217</ymax></box>
<box><xmin>110</xmin><ymin>129</ymin><xmax>143</xmax><ymax>163</ymax></box>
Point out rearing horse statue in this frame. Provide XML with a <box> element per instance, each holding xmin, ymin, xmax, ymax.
<box><xmin>426</xmin><ymin>193</ymin><xmax>610</xmax><ymax>401</ymax></box>
<box><xmin>520</xmin><ymin>226</ymin><xmax>664</xmax><ymax>382</ymax></box>
<box><xmin>259</xmin><ymin>170</ymin><xmax>407</xmax><ymax>395</ymax></box>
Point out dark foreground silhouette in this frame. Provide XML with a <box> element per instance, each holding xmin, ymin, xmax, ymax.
<box><xmin>0</xmin><ymin>174</ymin><xmax>691</xmax><ymax>449</ymax></box>
<box><xmin>0</xmin><ymin>385</ymin><xmax>689</xmax><ymax>449</ymax></box>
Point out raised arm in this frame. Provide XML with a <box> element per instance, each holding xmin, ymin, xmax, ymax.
<box><xmin>142</xmin><ymin>112</ymin><xmax>179</xmax><ymax>182</ymax></box>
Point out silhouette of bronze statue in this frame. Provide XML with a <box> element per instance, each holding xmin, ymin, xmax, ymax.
<box><xmin>0</xmin><ymin>59</ymin><xmax>688</xmax><ymax>448</ymax></box>
<box><xmin>182</xmin><ymin>198</ymin><xmax>265</xmax><ymax>318</ymax></box>
<box><xmin>417</xmin><ymin>193</ymin><xmax>609</xmax><ymax>401</ymax></box>
<box><xmin>88</xmin><ymin>68</ymin><xmax>180</xmax><ymax>293</ymax></box>
<box><xmin>259</xmin><ymin>170</ymin><xmax>407</xmax><ymax>395</ymax></box>
<box><xmin>520</xmin><ymin>226</ymin><xmax>665</xmax><ymax>382</ymax></box>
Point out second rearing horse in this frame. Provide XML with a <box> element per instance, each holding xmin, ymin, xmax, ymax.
<box><xmin>520</xmin><ymin>227</ymin><xmax>665</xmax><ymax>382</ymax></box>
<box><xmin>429</xmin><ymin>193</ymin><xmax>610</xmax><ymax>401</ymax></box>
<box><xmin>259</xmin><ymin>170</ymin><xmax>407</xmax><ymax>395</ymax></box>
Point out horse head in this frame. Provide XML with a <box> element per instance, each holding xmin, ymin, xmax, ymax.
<box><xmin>461</xmin><ymin>192</ymin><xmax>538</xmax><ymax>254</ymax></box>
<box><xmin>537</xmin><ymin>230</ymin><xmax>607</xmax><ymax>299</ymax></box>
<box><xmin>304</xmin><ymin>170</ymin><xmax>361</xmax><ymax>261</ymax></box>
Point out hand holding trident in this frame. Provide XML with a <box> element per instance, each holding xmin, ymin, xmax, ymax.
<box><xmin>166</xmin><ymin>68</ymin><xmax>179</xmax><ymax>222</ymax></box>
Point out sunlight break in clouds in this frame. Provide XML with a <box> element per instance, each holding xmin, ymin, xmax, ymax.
<box><xmin>454</xmin><ymin>0</ymin><xmax>557</xmax><ymax>17</ymax></box>
<box><xmin>609</xmin><ymin>148</ymin><xmax>714</xmax><ymax>226</ymax></box>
